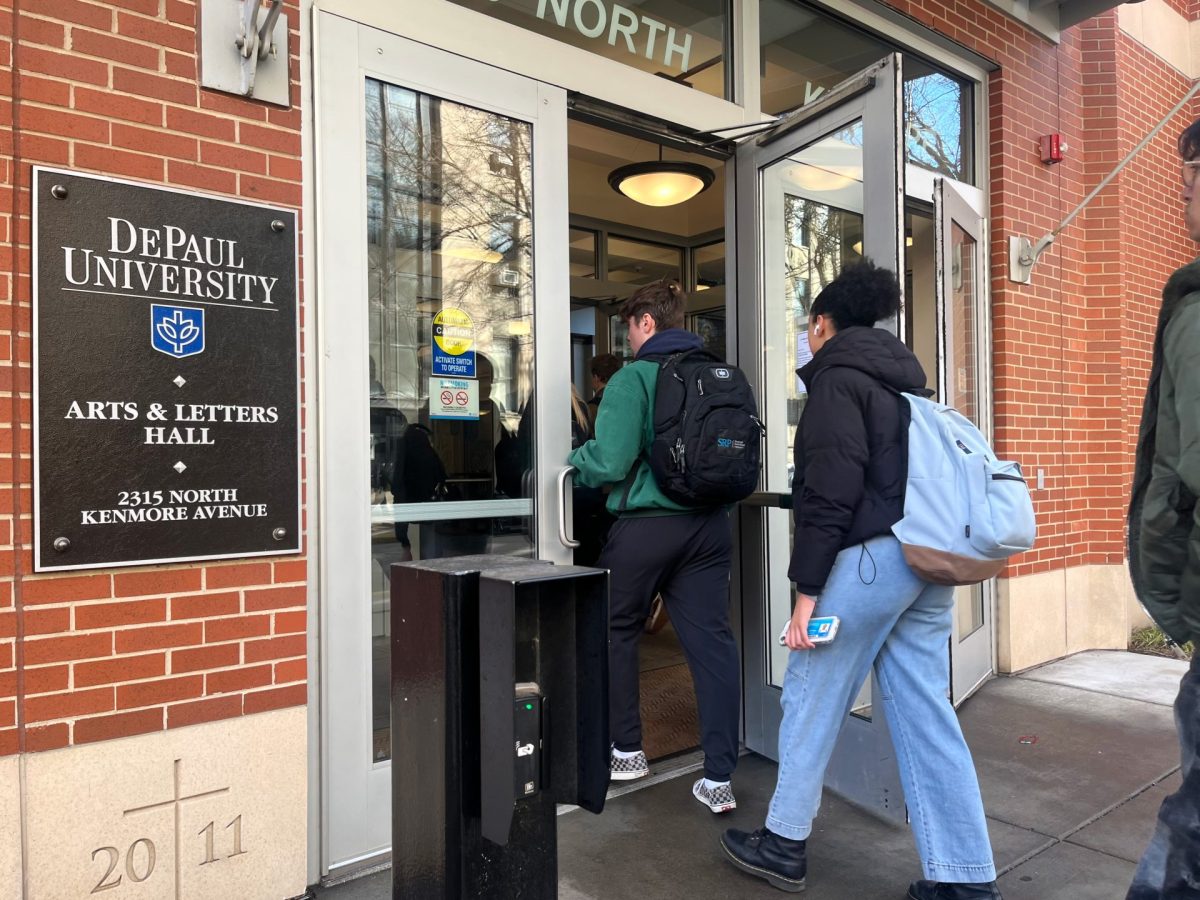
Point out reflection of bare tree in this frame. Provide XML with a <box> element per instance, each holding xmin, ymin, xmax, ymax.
<box><xmin>365</xmin><ymin>81</ymin><xmax>535</xmax><ymax>417</ymax></box>
<box><xmin>783</xmin><ymin>197</ymin><xmax>860</xmax><ymax>317</ymax></box>
<box><xmin>904</xmin><ymin>74</ymin><xmax>962</xmax><ymax>179</ymax></box>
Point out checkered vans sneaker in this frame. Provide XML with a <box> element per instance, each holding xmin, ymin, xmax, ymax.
<box><xmin>693</xmin><ymin>779</ymin><xmax>737</xmax><ymax>813</ymax></box>
<box><xmin>609</xmin><ymin>749</ymin><xmax>649</xmax><ymax>781</ymax></box>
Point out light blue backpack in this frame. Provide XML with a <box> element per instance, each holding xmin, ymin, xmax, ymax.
<box><xmin>893</xmin><ymin>393</ymin><xmax>1036</xmax><ymax>585</ymax></box>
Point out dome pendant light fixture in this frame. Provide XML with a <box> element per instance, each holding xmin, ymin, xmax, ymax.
<box><xmin>608</xmin><ymin>145</ymin><xmax>714</xmax><ymax>208</ymax></box>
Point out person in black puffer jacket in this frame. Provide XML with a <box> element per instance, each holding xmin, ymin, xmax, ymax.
<box><xmin>721</xmin><ymin>262</ymin><xmax>1001</xmax><ymax>900</ymax></box>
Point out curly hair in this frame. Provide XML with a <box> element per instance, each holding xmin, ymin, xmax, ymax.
<box><xmin>810</xmin><ymin>259</ymin><xmax>902</xmax><ymax>330</ymax></box>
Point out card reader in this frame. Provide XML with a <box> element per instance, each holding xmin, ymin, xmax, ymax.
<box><xmin>513</xmin><ymin>682</ymin><xmax>542</xmax><ymax>800</ymax></box>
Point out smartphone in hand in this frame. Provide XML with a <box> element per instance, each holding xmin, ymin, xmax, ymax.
<box><xmin>778</xmin><ymin>615</ymin><xmax>840</xmax><ymax>646</ymax></box>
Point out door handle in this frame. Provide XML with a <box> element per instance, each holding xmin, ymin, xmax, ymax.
<box><xmin>557</xmin><ymin>466</ymin><xmax>580</xmax><ymax>549</ymax></box>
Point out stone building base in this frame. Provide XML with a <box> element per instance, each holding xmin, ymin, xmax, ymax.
<box><xmin>5</xmin><ymin>706</ymin><xmax>306</xmax><ymax>900</ymax></box>
<box><xmin>998</xmin><ymin>564</ymin><xmax>1152</xmax><ymax>673</ymax></box>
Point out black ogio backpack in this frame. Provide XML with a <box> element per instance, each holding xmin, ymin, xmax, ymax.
<box><xmin>644</xmin><ymin>349</ymin><xmax>764</xmax><ymax>506</ymax></box>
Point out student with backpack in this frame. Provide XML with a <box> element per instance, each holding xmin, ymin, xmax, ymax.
<box><xmin>720</xmin><ymin>261</ymin><xmax>1004</xmax><ymax>899</ymax></box>
<box><xmin>568</xmin><ymin>278</ymin><xmax>760</xmax><ymax>813</ymax></box>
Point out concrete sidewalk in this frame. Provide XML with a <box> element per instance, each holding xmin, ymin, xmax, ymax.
<box><xmin>320</xmin><ymin>650</ymin><xmax>1188</xmax><ymax>900</ymax></box>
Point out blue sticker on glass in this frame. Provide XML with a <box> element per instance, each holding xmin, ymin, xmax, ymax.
<box><xmin>431</xmin><ymin>346</ymin><xmax>476</xmax><ymax>377</ymax></box>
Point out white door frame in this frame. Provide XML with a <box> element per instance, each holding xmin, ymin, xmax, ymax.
<box><xmin>933</xmin><ymin>176</ymin><xmax>995</xmax><ymax>704</ymax></box>
<box><xmin>737</xmin><ymin>55</ymin><xmax>908</xmax><ymax>821</ymax></box>
<box><xmin>313</xmin><ymin>10</ymin><xmax>570</xmax><ymax>874</ymax></box>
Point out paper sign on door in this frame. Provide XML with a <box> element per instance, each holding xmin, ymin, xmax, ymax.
<box><xmin>430</xmin><ymin>377</ymin><xmax>480</xmax><ymax>420</ymax></box>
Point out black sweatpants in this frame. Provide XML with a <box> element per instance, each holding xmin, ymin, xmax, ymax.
<box><xmin>600</xmin><ymin>507</ymin><xmax>740</xmax><ymax>782</ymax></box>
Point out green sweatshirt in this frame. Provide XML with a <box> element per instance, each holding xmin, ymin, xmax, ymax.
<box><xmin>568</xmin><ymin>360</ymin><xmax>692</xmax><ymax>516</ymax></box>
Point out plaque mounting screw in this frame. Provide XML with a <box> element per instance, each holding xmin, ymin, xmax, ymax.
<box><xmin>271</xmin><ymin>219</ymin><xmax>286</xmax><ymax>233</ymax></box>
<box><xmin>50</xmin><ymin>185</ymin><xmax>68</xmax><ymax>200</ymax></box>
<box><xmin>272</xmin><ymin>527</ymin><xmax>287</xmax><ymax>541</ymax></box>
<box><xmin>53</xmin><ymin>537</ymin><xmax>70</xmax><ymax>552</ymax></box>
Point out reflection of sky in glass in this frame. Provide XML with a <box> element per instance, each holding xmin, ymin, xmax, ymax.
<box><xmin>905</xmin><ymin>73</ymin><xmax>963</xmax><ymax>179</ymax></box>
<box><xmin>759</xmin><ymin>0</ymin><xmax>971</xmax><ymax>183</ymax></box>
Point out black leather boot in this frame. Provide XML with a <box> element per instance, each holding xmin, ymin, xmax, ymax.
<box><xmin>720</xmin><ymin>827</ymin><xmax>807</xmax><ymax>893</ymax></box>
<box><xmin>907</xmin><ymin>880</ymin><xmax>1002</xmax><ymax>900</ymax></box>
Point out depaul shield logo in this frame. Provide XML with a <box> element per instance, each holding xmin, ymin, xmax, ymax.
<box><xmin>151</xmin><ymin>304</ymin><xmax>204</xmax><ymax>359</ymax></box>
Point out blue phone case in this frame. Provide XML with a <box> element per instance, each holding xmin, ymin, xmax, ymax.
<box><xmin>779</xmin><ymin>616</ymin><xmax>841</xmax><ymax>645</ymax></box>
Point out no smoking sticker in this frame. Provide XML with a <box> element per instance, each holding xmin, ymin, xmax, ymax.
<box><xmin>430</xmin><ymin>377</ymin><xmax>479</xmax><ymax>420</ymax></box>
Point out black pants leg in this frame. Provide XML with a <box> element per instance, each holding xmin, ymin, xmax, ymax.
<box><xmin>599</xmin><ymin>510</ymin><xmax>740</xmax><ymax>782</ymax></box>
<box><xmin>1127</xmin><ymin>650</ymin><xmax>1200</xmax><ymax>899</ymax></box>
<box><xmin>599</xmin><ymin>517</ymin><xmax>659</xmax><ymax>755</ymax></box>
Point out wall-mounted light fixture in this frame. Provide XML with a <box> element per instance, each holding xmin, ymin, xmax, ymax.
<box><xmin>608</xmin><ymin>147</ymin><xmax>714</xmax><ymax>207</ymax></box>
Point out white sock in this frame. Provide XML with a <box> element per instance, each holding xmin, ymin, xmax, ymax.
<box><xmin>612</xmin><ymin>747</ymin><xmax>641</xmax><ymax>759</ymax></box>
<box><xmin>703</xmin><ymin>778</ymin><xmax>729</xmax><ymax>790</ymax></box>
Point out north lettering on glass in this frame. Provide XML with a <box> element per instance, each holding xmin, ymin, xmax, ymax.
<box><xmin>496</xmin><ymin>0</ymin><xmax>696</xmax><ymax>72</ymax></box>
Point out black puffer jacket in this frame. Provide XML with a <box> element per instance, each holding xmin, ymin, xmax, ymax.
<box><xmin>789</xmin><ymin>326</ymin><xmax>928</xmax><ymax>595</ymax></box>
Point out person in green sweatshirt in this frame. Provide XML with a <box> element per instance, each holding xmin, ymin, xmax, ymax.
<box><xmin>569</xmin><ymin>279</ymin><xmax>741</xmax><ymax>815</ymax></box>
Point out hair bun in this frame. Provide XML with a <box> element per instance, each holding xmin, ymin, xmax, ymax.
<box><xmin>811</xmin><ymin>259</ymin><xmax>901</xmax><ymax>329</ymax></box>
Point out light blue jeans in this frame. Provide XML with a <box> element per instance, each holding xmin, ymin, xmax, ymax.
<box><xmin>767</xmin><ymin>535</ymin><xmax>997</xmax><ymax>883</ymax></box>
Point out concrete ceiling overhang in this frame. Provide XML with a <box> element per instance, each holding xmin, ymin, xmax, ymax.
<box><xmin>974</xmin><ymin>0</ymin><xmax>1143</xmax><ymax>40</ymax></box>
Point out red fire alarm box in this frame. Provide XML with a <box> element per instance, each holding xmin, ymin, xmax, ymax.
<box><xmin>1040</xmin><ymin>134</ymin><xmax>1064</xmax><ymax>164</ymax></box>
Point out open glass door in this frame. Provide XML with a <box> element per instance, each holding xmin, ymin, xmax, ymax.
<box><xmin>934</xmin><ymin>178</ymin><xmax>993</xmax><ymax>704</ymax></box>
<box><xmin>315</xmin><ymin>14</ymin><xmax>571</xmax><ymax>874</ymax></box>
<box><xmin>738</xmin><ymin>56</ymin><xmax>907</xmax><ymax>822</ymax></box>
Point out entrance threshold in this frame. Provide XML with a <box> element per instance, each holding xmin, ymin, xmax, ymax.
<box><xmin>557</xmin><ymin>748</ymin><xmax>753</xmax><ymax>816</ymax></box>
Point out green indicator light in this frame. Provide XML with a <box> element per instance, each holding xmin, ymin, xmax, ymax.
<box><xmin>525</xmin><ymin>703</ymin><xmax>533</xmax><ymax>710</ymax></box>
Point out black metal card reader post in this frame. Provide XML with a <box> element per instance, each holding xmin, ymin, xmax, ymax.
<box><xmin>390</xmin><ymin>555</ymin><xmax>609</xmax><ymax>899</ymax></box>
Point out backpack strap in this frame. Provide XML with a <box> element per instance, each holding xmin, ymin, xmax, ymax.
<box><xmin>639</xmin><ymin>347</ymin><xmax>719</xmax><ymax>367</ymax></box>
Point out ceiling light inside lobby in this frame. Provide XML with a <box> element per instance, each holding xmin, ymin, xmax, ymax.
<box><xmin>792</xmin><ymin>164</ymin><xmax>860</xmax><ymax>193</ymax></box>
<box><xmin>609</xmin><ymin>147</ymin><xmax>715</xmax><ymax>207</ymax></box>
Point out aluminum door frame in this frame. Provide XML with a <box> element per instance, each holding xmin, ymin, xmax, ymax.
<box><xmin>934</xmin><ymin>177</ymin><xmax>995</xmax><ymax>705</ymax></box>
<box><xmin>737</xmin><ymin>55</ymin><xmax>908</xmax><ymax>823</ymax></box>
<box><xmin>314</xmin><ymin>11</ymin><xmax>571</xmax><ymax>875</ymax></box>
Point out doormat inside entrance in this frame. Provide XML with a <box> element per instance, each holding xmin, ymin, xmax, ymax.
<box><xmin>640</xmin><ymin>662</ymin><xmax>700</xmax><ymax>761</ymax></box>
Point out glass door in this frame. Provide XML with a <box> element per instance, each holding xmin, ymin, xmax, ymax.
<box><xmin>934</xmin><ymin>178</ymin><xmax>993</xmax><ymax>704</ymax></box>
<box><xmin>315</xmin><ymin>14</ymin><xmax>571</xmax><ymax>873</ymax></box>
<box><xmin>737</xmin><ymin>55</ymin><xmax>908</xmax><ymax>822</ymax></box>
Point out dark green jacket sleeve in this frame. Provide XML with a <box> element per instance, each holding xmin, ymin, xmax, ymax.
<box><xmin>568</xmin><ymin>372</ymin><xmax>646</xmax><ymax>489</ymax></box>
<box><xmin>1164</xmin><ymin>301</ymin><xmax>1200</xmax><ymax>641</ymax></box>
<box><xmin>1166</xmin><ymin>303</ymin><xmax>1200</xmax><ymax>499</ymax></box>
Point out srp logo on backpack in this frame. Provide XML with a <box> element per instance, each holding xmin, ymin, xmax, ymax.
<box><xmin>716</xmin><ymin>436</ymin><xmax>746</xmax><ymax>454</ymax></box>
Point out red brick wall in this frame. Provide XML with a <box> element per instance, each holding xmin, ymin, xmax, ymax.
<box><xmin>877</xmin><ymin>0</ymin><xmax>1193</xmax><ymax>580</ymax></box>
<box><xmin>0</xmin><ymin>0</ymin><xmax>305</xmax><ymax>757</ymax></box>
<box><xmin>1113</xmin><ymin>29</ymin><xmax>1196</xmax><ymax>551</ymax></box>
<box><xmin>1</xmin><ymin>0</ymin><xmax>14</xmax><ymax>756</ymax></box>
